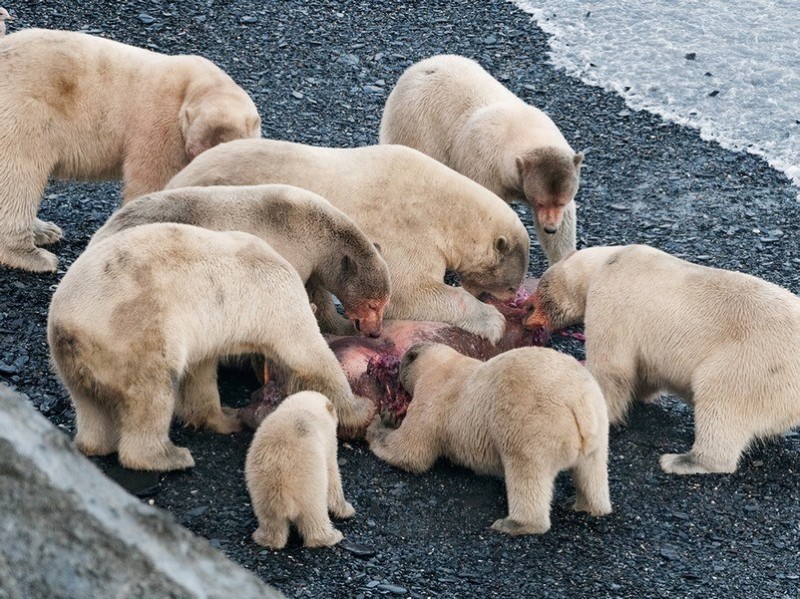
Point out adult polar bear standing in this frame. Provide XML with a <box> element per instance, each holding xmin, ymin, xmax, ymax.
<box><xmin>0</xmin><ymin>29</ymin><xmax>261</xmax><ymax>273</ymax></box>
<box><xmin>90</xmin><ymin>184</ymin><xmax>391</xmax><ymax>337</ymax></box>
<box><xmin>379</xmin><ymin>54</ymin><xmax>583</xmax><ymax>265</ymax></box>
<box><xmin>48</xmin><ymin>223</ymin><xmax>371</xmax><ymax>471</ymax></box>
<box><xmin>167</xmin><ymin>140</ymin><xmax>530</xmax><ymax>344</ymax></box>
<box><xmin>525</xmin><ymin>244</ymin><xmax>800</xmax><ymax>475</ymax></box>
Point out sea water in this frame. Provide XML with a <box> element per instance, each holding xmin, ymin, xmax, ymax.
<box><xmin>512</xmin><ymin>0</ymin><xmax>800</xmax><ymax>193</ymax></box>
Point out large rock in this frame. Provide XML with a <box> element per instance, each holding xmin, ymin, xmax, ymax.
<box><xmin>0</xmin><ymin>384</ymin><xmax>282</xmax><ymax>599</ymax></box>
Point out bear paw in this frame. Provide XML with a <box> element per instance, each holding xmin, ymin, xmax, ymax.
<box><xmin>33</xmin><ymin>219</ymin><xmax>64</xmax><ymax>246</ymax></box>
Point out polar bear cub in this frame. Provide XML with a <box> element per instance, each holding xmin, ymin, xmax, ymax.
<box><xmin>367</xmin><ymin>343</ymin><xmax>611</xmax><ymax>534</ymax></box>
<box><xmin>380</xmin><ymin>54</ymin><xmax>583</xmax><ymax>265</ymax></box>
<box><xmin>525</xmin><ymin>244</ymin><xmax>800</xmax><ymax>475</ymax></box>
<box><xmin>0</xmin><ymin>28</ymin><xmax>260</xmax><ymax>272</ymax></box>
<box><xmin>246</xmin><ymin>391</ymin><xmax>355</xmax><ymax>549</ymax></box>
<box><xmin>48</xmin><ymin>223</ymin><xmax>371</xmax><ymax>471</ymax></box>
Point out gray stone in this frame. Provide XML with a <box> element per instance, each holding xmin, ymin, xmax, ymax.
<box><xmin>0</xmin><ymin>384</ymin><xmax>282</xmax><ymax>599</ymax></box>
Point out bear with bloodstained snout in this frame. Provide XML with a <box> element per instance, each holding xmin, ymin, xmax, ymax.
<box><xmin>525</xmin><ymin>244</ymin><xmax>800</xmax><ymax>475</ymax></box>
<box><xmin>379</xmin><ymin>54</ymin><xmax>583</xmax><ymax>265</ymax></box>
<box><xmin>246</xmin><ymin>391</ymin><xmax>355</xmax><ymax>549</ymax></box>
<box><xmin>166</xmin><ymin>140</ymin><xmax>530</xmax><ymax>344</ymax></box>
<box><xmin>367</xmin><ymin>343</ymin><xmax>611</xmax><ymax>534</ymax></box>
<box><xmin>0</xmin><ymin>28</ymin><xmax>261</xmax><ymax>273</ymax></box>
<box><xmin>91</xmin><ymin>184</ymin><xmax>391</xmax><ymax>337</ymax></box>
<box><xmin>48</xmin><ymin>223</ymin><xmax>372</xmax><ymax>471</ymax></box>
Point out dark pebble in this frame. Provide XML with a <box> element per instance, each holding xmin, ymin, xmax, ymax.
<box><xmin>339</xmin><ymin>540</ymin><xmax>377</xmax><ymax>559</ymax></box>
<box><xmin>376</xmin><ymin>584</ymin><xmax>407</xmax><ymax>595</ymax></box>
<box><xmin>336</xmin><ymin>53</ymin><xmax>360</xmax><ymax>66</ymax></box>
<box><xmin>186</xmin><ymin>505</ymin><xmax>209</xmax><ymax>518</ymax></box>
<box><xmin>685</xmin><ymin>52</ymin><xmax>697</xmax><ymax>60</ymax></box>
<box><xmin>0</xmin><ymin>363</ymin><xmax>17</xmax><ymax>375</ymax></box>
<box><xmin>660</xmin><ymin>547</ymin><xmax>681</xmax><ymax>561</ymax></box>
<box><xmin>708</xmin><ymin>90</ymin><xmax>719</xmax><ymax>97</ymax></box>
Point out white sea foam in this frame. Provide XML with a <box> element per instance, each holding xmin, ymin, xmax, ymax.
<box><xmin>512</xmin><ymin>0</ymin><xmax>800</xmax><ymax>193</ymax></box>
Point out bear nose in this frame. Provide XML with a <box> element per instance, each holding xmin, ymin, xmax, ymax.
<box><xmin>543</xmin><ymin>225</ymin><xmax>558</xmax><ymax>234</ymax></box>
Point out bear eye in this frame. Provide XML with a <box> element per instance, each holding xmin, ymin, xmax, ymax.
<box><xmin>405</xmin><ymin>350</ymin><xmax>418</xmax><ymax>363</ymax></box>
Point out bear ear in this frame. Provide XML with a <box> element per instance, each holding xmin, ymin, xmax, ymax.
<box><xmin>573</xmin><ymin>152</ymin><xmax>584</xmax><ymax>169</ymax></box>
<box><xmin>495</xmin><ymin>235</ymin><xmax>509</xmax><ymax>254</ymax></box>
<box><xmin>515</xmin><ymin>155</ymin><xmax>525</xmax><ymax>177</ymax></box>
<box><xmin>309</xmin><ymin>302</ymin><xmax>318</xmax><ymax>315</ymax></box>
<box><xmin>325</xmin><ymin>400</ymin><xmax>335</xmax><ymax>415</ymax></box>
<box><xmin>372</xmin><ymin>242</ymin><xmax>383</xmax><ymax>255</ymax></box>
<box><xmin>180</xmin><ymin>105</ymin><xmax>197</xmax><ymax>135</ymax></box>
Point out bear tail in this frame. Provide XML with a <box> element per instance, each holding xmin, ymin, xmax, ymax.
<box><xmin>569</xmin><ymin>395</ymin><xmax>599</xmax><ymax>457</ymax></box>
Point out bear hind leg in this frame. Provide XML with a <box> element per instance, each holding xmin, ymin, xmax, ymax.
<box><xmin>73</xmin><ymin>390</ymin><xmax>119</xmax><ymax>457</ymax></box>
<box><xmin>252</xmin><ymin>518</ymin><xmax>291</xmax><ymax>550</ymax></box>
<box><xmin>117</xmin><ymin>382</ymin><xmax>194</xmax><ymax>471</ymax></box>
<box><xmin>571</xmin><ymin>447</ymin><xmax>612</xmax><ymax>516</ymax></box>
<box><xmin>296</xmin><ymin>485</ymin><xmax>343</xmax><ymax>547</ymax></box>
<box><xmin>660</xmin><ymin>396</ymin><xmax>751</xmax><ymax>475</ymax></box>
<box><xmin>492</xmin><ymin>458</ymin><xmax>554</xmax><ymax>535</ymax></box>
<box><xmin>327</xmin><ymin>443</ymin><xmax>355</xmax><ymax>519</ymax></box>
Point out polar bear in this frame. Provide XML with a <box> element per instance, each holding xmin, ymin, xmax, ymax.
<box><xmin>90</xmin><ymin>184</ymin><xmax>391</xmax><ymax>337</ymax></box>
<box><xmin>166</xmin><ymin>140</ymin><xmax>530</xmax><ymax>343</ymax></box>
<box><xmin>379</xmin><ymin>54</ymin><xmax>583</xmax><ymax>265</ymax></box>
<box><xmin>245</xmin><ymin>391</ymin><xmax>355</xmax><ymax>549</ymax></box>
<box><xmin>367</xmin><ymin>343</ymin><xmax>611</xmax><ymax>534</ymax></box>
<box><xmin>47</xmin><ymin>223</ymin><xmax>372</xmax><ymax>471</ymax></box>
<box><xmin>525</xmin><ymin>244</ymin><xmax>800</xmax><ymax>475</ymax></box>
<box><xmin>0</xmin><ymin>28</ymin><xmax>261</xmax><ymax>273</ymax></box>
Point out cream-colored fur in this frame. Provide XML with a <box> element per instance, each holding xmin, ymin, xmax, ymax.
<box><xmin>528</xmin><ymin>244</ymin><xmax>800</xmax><ymax>475</ymax></box>
<box><xmin>245</xmin><ymin>391</ymin><xmax>355</xmax><ymax>549</ymax></box>
<box><xmin>91</xmin><ymin>184</ymin><xmax>391</xmax><ymax>337</ymax></box>
<box><xmin>166</xmin><ymin>140</ymin><xmax>530</xmax><ymax>343</ymax></box>
<box><xmin>48</xmin><ymin>223</ymin><xmax>371</xmax><ymax>471</ymax></box>
<box><xmin>379</xmin><ymin>54</ymin><xmax>583</xmax><ymax>265</ymax></box>
<box><xmin>0</xmin><ymin>28</ymin><xmax>261</xmax><ymax>273</ymax></box>
<box><xmin>367</xmin><ymin>343</ymin><xmax>611</xmax><ymax>534</ymax></box>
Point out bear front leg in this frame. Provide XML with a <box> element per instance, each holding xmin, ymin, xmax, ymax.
<box><xmin>586</xmin><ymin>350</ymin><xmax>637</xmax><ymax>426</ymax></box>
<box><xmin>534</xmin><ymin>199</ymin><xmax>576</xmax><ymax>265</ymax></box>
<box><xmin>122</xmin><ymin>134</ymin><xmax>186</xmax><ymax>203</ymax></box>
<box><xmin>176</xmin><ymin>358</ymin><xmax>242</xmax><ymax>434</ymax></box>
<box><xmin>308</xmin><ymin>284</ymin><xmax>357</xmax><ymax>336</ymax></box>
<box><xmin>0</xmin><ymin>159</ymin><xmax>59</xmax><ymax>272</ymax></box>
<box><xmin>366</xmin><ymin>412</ymin><xmax>439</xmax><ymax>473</ymax></box>
<box><xmin>386</xmin><ymin>282</ymin><xmax>507</xmax><ymax>344</ymax></box>
<box><xmin>33</xmin><ymin>218</ymin><xmax>64</xmax><ymax>246</ymax></box>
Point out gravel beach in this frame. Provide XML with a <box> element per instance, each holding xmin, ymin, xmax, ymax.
<box><xmin>2</xmin><ymin>1</ymin><xmax>799</xmax><ymax>598</ymax></box>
